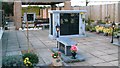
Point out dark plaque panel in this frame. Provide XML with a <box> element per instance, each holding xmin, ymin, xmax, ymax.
<box><xmin>27</xmin><ymin>14</ymin><xmax>34</xmax><ymax>21</ymax></box>
<box><xmin>59</xmin><ymin>42</ymin><xmax>65</xmax><ymax>54</ymax></box>
<box><xmin>60</xmin><ymin>13</ymin><xmax>79</xmax><ymax>35</ymax></box>
<box><xmin>50</xmin><ymin>13</ymin><xmax>53</xmax><ymax>35</ymax></box>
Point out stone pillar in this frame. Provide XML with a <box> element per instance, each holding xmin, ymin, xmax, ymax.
<box><xmin>118</xmin><ymin>2</ymin><xmax>120</xmax><ymax>22</ymax></box>
<box><xmin>64</xmin><ymin>1</ymin><xmax>71</xmax><ymax>10</ymax></box>
<box><xmin>14</xmin><ymin>0</ymin><xmax>22</xmax><ymax>30</ymax></box>
<box><xmin>51</xmin><ymin>4</ymin><xmax>56</xmax><ymax>10</ymax></box>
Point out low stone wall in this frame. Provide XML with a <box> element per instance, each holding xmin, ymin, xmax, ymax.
<box><xmin>0</xmin><ymin>28</ymin><xmax>3</xmax><ymax>68</ymax></box>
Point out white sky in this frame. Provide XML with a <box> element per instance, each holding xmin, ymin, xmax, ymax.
<box><xmin>22</xmin><ymin>0</ymin><xmax>120</xmax><ymax>7</ymax></box>
<box><xmin>71</xmin><ymin>0</ymin><xmax>120</xmax><ymax>6</ymax></box>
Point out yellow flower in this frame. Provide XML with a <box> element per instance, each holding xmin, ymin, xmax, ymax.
<box><xmin>25</xmin><ymin>57</ymin><xmax>29</xmax><ymax>60</ymax></box>
<box><xmin>26</xmin><ymin>64</ymin><xmax>28</xmax><ymax>66</ymax></box>
<box><xmin>23</xmin><ymin>57</ymin><xmax>32</xmax><ymax>66</ymax></box>
<box><xmin>24</xmin><ymin>60</ymin><xmax>27</xmax><ymax>64</ymax></box>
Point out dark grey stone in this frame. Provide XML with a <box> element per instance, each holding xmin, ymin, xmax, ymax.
<box><xmin>51</xmin><ymin>48</ymin><xmax>85</xmax><ymax>63</ymax></box>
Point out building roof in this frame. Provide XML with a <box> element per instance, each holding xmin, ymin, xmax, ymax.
<box><xmin>22</xmin><ymin>0</ymin><xmax>70</xmax><ymax>5</ymax></box>
<box><xmin>48</xmin><ymin>10</ymin><xmax>87</xmax><ymax>13</ymax></box>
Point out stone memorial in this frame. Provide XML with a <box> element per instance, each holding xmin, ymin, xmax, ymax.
<box><xmin>23</xmin><ymin>13</ymin><xmax>36</xmax><ymax>23</ymax></box>
<box><xmin>48</xmin><ymin>10</ymin><xmax>87</xmax><ymax>39</ymax></box>
<box><xmin>57</xmin><ymin>37</ymin><xmax>77</xmax><ymax>56</ymax></box>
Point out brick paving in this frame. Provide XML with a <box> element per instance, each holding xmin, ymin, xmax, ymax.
<box><xmin>2</xmin><ymin>22</ymin><xmax>119</xmax><ymax>66</ymax></box>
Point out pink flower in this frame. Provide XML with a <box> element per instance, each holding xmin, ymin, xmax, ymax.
<box><xmin>58</xmin><ymin>52</ymin><xmax>61</xmax><ymax>55</ymax></box>
<box><xmin>70</xmin><ymin>45</ymin><xmax>78</xmax><ymax>52</ymax></box>
<box><xmin>52</xmin><ymin>54</ymin><xmax>54</xmax><ymax>56</ymax></box>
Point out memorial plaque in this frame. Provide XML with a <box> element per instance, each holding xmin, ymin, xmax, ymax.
<box><xmin>59</xmin><ymin>42</ymin><xmax>65</xmax><ymax>53</ymax></box>
<box><xmin>59</xmin><ymin>42</ymin><xmax>72</xmax><ymax>56</ymax></box>
<box><xmin>60</xmin><ymin>13</ymin><xmax>79</xmax><ymax>35</ymax></box>
<box><xmin>27</xmin><ymin>14</ymin><xmax>34</xmax><ymax>21</ymax></box>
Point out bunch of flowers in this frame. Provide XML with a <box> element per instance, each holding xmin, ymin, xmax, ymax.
<box><xmin>23</xmin><ymin>53</ymin><xmax>39</xmax><ymax>67</ymax></box>
<box><xmin>23</xmin><ymin>57</ymin><xmax>32</xmax><ymax>66</ymax></box>
<box><xmin>95</xmin><ymin>25</ymin><xmax>100</xmax><ymax>32</ymax></box>
<box><xmin>70</xmin><ymin>45</ymin><xmax>78</xmax><ymax>53</ymax></box>
<box><xmin>103</xmin><ymin>28</ymin><xmax>108</xmax><ymax>33</ymax></box>
<box><xmin>95</xmin><ymin>25</ymin><xmax>104</xmax><ymax>33</ymax></box>
<box><xmin>52</xmin><ymin>52</ymin><xmax>61</xmax><ymax>59</ymax></box>
<box><xmin>107</xmin><ymin>27</ymin><xmax>113</xmax><ymax>35</ymax></box>
<box><xmin>98</xmin><ymin>26</ymin><xmax>104</xmax><ymax>32</ymax></box>
<box><xmin>103</xmin><ymin>27</ymin><xmax>112</xmax><ymax>35</ymax></box>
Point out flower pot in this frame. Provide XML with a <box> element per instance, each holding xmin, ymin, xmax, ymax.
<box><xmin>71</xmin><ymin>52</ymin><xmax>77</xmax><ymax>59</ymax></box>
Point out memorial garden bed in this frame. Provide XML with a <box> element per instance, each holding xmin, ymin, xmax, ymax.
<box><xmin>85</xmin><ymin>19</ymin><xmax>120</xmax><ymax>37</ymax></box>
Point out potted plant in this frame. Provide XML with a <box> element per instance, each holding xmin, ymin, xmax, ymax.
<box><xmin>70</xmin><ymin>45</ymin><xmax>78</xmax><ymax>59</ymax></box>
<box><xmin>52</xmin><ymin>51</ymin><xmax>61</xmax><ymax>63</ymax></box>
<box><xmin>52</xmin><ymin>52</ymin><xmax>61</xmax><ymax>59</ymax></box>
<box><xmin>23</xmin><ymin>53</ymin><xmax>39</xmax><ymax>67</ymax></box>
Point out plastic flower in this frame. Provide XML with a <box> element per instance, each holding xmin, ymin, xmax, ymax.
<box><xmin>52</xmin><ymin>52</ymin><xmax>61</xmax><ymax>59</ymax></box>
<box><xmin>23</xmin><ymin>57</ymin><xmax>32</xmax><ymax>66</ymax></box>
<box><xmin>70</xmin><ymin>45</ymin><xmax>78</xmax><ymax>53</ymax></box>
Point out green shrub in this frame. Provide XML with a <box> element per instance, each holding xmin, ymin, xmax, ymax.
<box><xmin>85</xmin><ymin>18</ymin><xmax>91</xmax><ymax>25</ymax></box>
<box><xmin>23</xmin><ymin>53</ymin><xmax>39</xmax><ymax>66</ymax></box>
<box><xmin>91</xmin><ymin>27</ymin><xmax>96</xmax><ymax>32</ymax></box>
<box><xmin>2</xmin><ymin>55</ymin><xmax>23</xmax><ymax>67</ymax></box>
<box><xmin>97</xmin><ymin>20</ymin><xmax>106</xmax><ymax>24</ymax></box>
<box><xmin>85</xmin><ymin>25</ymin><xmax>91</xmax><ymax>31</ymax></box>
<box><xmin>90</xmin><ymin>20</ymin><xmax>94</xmax><ymax>22</ymax></box>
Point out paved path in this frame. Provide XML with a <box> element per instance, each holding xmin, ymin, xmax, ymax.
<box><xmin>2</xmin><ymin>22</ymin><xmax>119</xmax><ymax>66</ymax></box>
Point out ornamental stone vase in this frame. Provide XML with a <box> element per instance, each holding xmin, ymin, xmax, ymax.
<box><xmin>71</xmin><ymin>52</ymin><xmax>77</xmax><ymax>59</ymax></box>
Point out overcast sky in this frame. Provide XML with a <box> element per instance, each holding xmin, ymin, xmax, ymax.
<box><xmin>71</xmin><ymin>0</ymin><xmax>120</xmax><ymax>6</ymax></box>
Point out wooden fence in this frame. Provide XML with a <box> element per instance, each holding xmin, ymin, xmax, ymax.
<box><xmin>76</xmin><ymin>3</ymin><xmax>120</xmax><ymax>23</ymax></box>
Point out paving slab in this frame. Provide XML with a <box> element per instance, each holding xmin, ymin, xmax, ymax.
<box><xmin>101</xmin><ymin>49</ymin><xmax>118</xmax><ymax>55</ymax></box>
<box><xmin>110</xmin><ymin>53</ymin><xmax>118</xmax><ymax>58</ymax></box>
<box><xmin>67</xmin><ymin>62</ymin><xmax>91</xmax><ymax>66</ymax></box>
<box><xmin>98</xmin><ymin>55</ymin><xmax>118</xmax><ymax>62</ymax></box>
<box><xmin>109</xmin><ymin>61</ymin><xmax>118</xmax><ymax>66</ymax></box>
<box><xmin>36</xmin><ymin>49</ymin><xmax>53</xmax><ymax>65</ymax></box>
<box><xmin>90</xmin><ymin>50</ymin><xmax>108</xmax><ymax>56</ymax></box>
<box><xmin>85</xmin><ymin>57</ymin><xmax>106</xmax><ymax>65</ymax></box>
<box><xmin>2</xmin><ymin>22</ymin><xmax>119</xmax><ymax>66</ymax></box>
<box><xmin>6</xmin><ymin>51</ymin><xmax>22</xmax><ymax>56</ymax></box>
<box><xmin>93</xmin><ymin>62</ymin><xmax>114</xmax><ymax>66</ymax></box>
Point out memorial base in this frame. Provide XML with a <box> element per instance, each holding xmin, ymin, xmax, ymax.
<box><xmin>51</xmin><ymin>47</ymin><xmax>85</xmax><ymax>63</ymax></box>
<box><xmin>113</xmin><ymin>42</ymin><xmax>120</xmax><ymax>46</ymax></box>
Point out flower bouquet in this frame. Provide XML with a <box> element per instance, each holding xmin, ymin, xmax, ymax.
<box><xmin>70</xmin><ymin>45</ymin><xmax>78</xmax><ymax>59</ymax></box>
<box><xmin>52</xmin><ymin>52</ymin><xmax>61</xmax><ymax>59</ymax></box>
<box><xmin>95</xmin><ymin>25</ymin><xmax>100</xmax><ymax>33</ymax></box>
<box><xmin>23</xmin><ymin>57</ymin><xmax>32</xmax><ymax>67</ymax></box>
